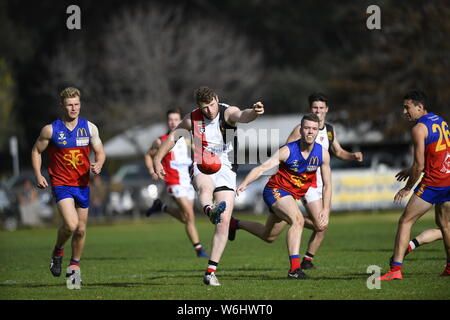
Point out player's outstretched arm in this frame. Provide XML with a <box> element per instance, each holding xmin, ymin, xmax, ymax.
<box><xmin>236</xmin><ymin>146</ymin><xmax>289</xmax><ymax>196</ymax></box>
<box><xmin>144</xmin><ymin>138</ymin><xmax>161</xmax><ymax>181</ymax></box>
<box><xmin>89</xmin><ymin>122</ymin><xmax>106</xmax><ymax>175</ymax></box>
<box><xmin>225</xmin><ymin>101</ymin><xmax>264</xmax><ymax>126</ymax></box>
<box><xmin>154</xmin><ymin>115</ymin><xmax>192</xmax><ymax>180</ymax></box>
<box><xmin>286</xmin><ymin>124</ymin><xmax>301</xmax><ymax>144</ymax></box>
<box><xmin>320</xmin><ymin>148</ymin><xmax>332</xmax><ymax>225</ymax></box>
<box><xmin>330</xmin><ymin>132</ymin><xmax>363</xmax><ymax>162</ymax></box>
<box><xmin>31</xmin><ymin>125</ymin><xmax>52</xmax><ymax>189</ymax></box>
<box><xmin>394</xmin><ymin>123</ymin><xmax>426</xmax><ymax>204</ymax></box>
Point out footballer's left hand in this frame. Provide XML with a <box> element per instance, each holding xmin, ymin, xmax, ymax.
<box><xmin>353</xmin><ymin>152</ymin><xmax>363</xmax><ymax>162</ymax></box>
<box><xmin>394</xmin><ymin>187</ymin><xmax>411</xmax><ymax>204</ymax></box>
<box><xmin>253</xmin><ymin>101</ymin><xmax>264</xmax><ymax>115</ymax></box>
<box><xmin>91</xmin><ymin>162</ymin><xmax>102</xmax><ymax>175</ymax></box>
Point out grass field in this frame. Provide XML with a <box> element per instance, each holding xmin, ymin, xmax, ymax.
<box><xmin>0</xmin><ymin>211</ymin><xmax>449</xmax><ymax>300</ymax></box>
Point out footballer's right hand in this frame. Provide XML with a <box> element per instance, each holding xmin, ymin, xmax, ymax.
<box><xmin>395</xmin><ymin>168</ymin><xmax>410</xmax><ymax>182</ymax></box>
<box><xmin>36</xmin><ymin>175</ymin><xmax>48</xmax><ymax>189</ymax></box>
<box><xmin>154</xmin><ymin>162</ymin><xmax>166</xmax><ymax>180</ymax></box>
<box><xmin>236</xmin><ymin>184</ymin><xmax>247</xmax><ymax>196</ymax></box>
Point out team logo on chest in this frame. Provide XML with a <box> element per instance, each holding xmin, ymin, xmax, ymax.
<box><xmin>63</xmin><ymin>149</ymin><xmax>84</xmax><ymax>169</ymax></box>
<box><xmin>57</xmin><ymin>131</ymin><xmax>67</xmax><ymax>145</ymax></box>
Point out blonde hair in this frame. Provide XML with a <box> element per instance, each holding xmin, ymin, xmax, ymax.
<box><xmin>60</xmin><ymin>87</ymin><xmax>81</xmax><ymax>104</ymax></box>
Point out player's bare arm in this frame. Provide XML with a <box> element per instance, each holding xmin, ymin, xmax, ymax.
<box><xmin>330</xmin><ymin>133</ymin><xmax>363</xmax><ymax>162</ymax></box>
<box><xmin>236</xmin><ymin>146</ymin><xmax>289</xmax><ymax>196</ymax></box>
<box><xmin>144</xmin><ymin>138</ymin><xmax>162</xmax><ymax>181</ymax></box>
<box><xmin>394</xmin><ymin>123</ymin><xmax>427</xmax><ymax>204</ymax></box>
<box><xmin>154</xmin><ymin>115</ymin><xmax>192</xmax><ymax>180</ymax></box>
<box><xmin>225</xmin><ymin>102</ymin><xmax>264</xmax><ymax>126</ymax></box>
<box><xmin>88</xmin><ymin>121</ymin><xmax>106</xmax><ymax>175</ymax></box>
<box><xmin>319</xmin><ymin>148</ymin><xmax>332</xmax><ymax>228</ymax></box>
<box><xmin>286</xmin><ymin>124</ymin><xmax>302</xmax><ymax>144</ymax></box>
<box><xmin>31</xmin><ymin>124</ymin><xmax>52</xmax><ymax>189</ymax></box>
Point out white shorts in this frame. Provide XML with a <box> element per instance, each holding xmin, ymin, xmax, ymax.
<box><xmin>192</xmin><ymin>163</ymin><xmax>236</xmax><ymax>191</ymax></box>
<box><xmin>302</xmin><ymin>186</ymin><xmax>322</xmax><ymax>204</ymax></box>
<box><xmin>166</xmin><ymin>184</ymin><xmax>196</xmax><ymax>201</ymax></box>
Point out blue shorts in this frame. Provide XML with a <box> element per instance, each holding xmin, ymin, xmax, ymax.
<box><xmin>52</xmin><ymin>186</ymin><xmax>90</xmax><ymax>208</ymax></box>
<box><xmin>414</xmin><ymin>184</ymin><xmax>450</xmax><ymax>204</ymax></box>
<box><xmin>263</xmin><ymin>187</ymin><xmax>295</xmax><ymax>212</ymax></box>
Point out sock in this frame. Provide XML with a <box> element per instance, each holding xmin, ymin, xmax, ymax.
<box><xmin>203</xmin><ymin>205</ymin><xmax>211</xmax><ymax>217</ymax></box>
<box><xmin>407</xmin><ymin>238</ymin><xmax>420</xmax><ymax>254</ymax></box>
<box><xmin>230</xmin><ymin>217</ymin><xmax>240</xmax><ymax>230</ymax></box>
<box><xmin>69</xmin><ymin>258</ymin><xmax>80</xmax><ymax>267</ymax></box>
<box><xmin>303</xmin><ymin>252</ymin><xmax>314</xmax><ymax>262</ymax></box>
<box><xmin>446</xmin><ymin>260</ymin><xmax>450</xmax><ymax>270</ymax></box>
<box><xmin>289</xmin><ymin>255</ymin><xmax>301</xmax><ymax>272</ymax></box>
<box><xmin>390</xmin><ymin>261</ymin><xmax>403</xmax><ymax>272</ymax></box>
<box><xmin>53</xmin><ymin>246</ymin><xmax>64</xmax><ymax>257</ymax></box>
<box><xmin>205</xmin><ymin>260</ymin><xmax>218</xmax><ymax>275</ymax></box>
<box><xmin>193</xmin><ymin>243</ymin><xmax>203</xmax><ymax>252</ymax></box>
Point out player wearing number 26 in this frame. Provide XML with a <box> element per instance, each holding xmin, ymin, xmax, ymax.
<box><xmin>378</xmin><ymin>90</ymin><xmax>450</xmax><ymax>280</ymax></box>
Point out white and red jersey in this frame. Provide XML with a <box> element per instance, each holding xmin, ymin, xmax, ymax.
<box><xmin>190</xmin><ymin>103</ymin><xmax>238</xmax><ymax>172</ymax></box>
<box><xmin>160</xmin><ymin>134</ymin><xmax>192</xmax><ymax>187</ymax></box>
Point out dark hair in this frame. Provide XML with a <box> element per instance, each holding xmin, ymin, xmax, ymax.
<box><xmin>301</xmin><ymin>113</ymin><xmax>320</xmax><ymax>126</ymax></box>
<box><xmin>404</xmin><ymin>90</ymin><xmax>427</xmax><ymax>108</ymax></box>
<box><xmin>166</xmin><ymin>108</ymin><xmax>182</xmax><ymax>118</ymax></box>
<box><xmin>308</xmin><ymin>92</ymin><xmax>328</xmax><ymax>106</ymax></box>
<box><xmin>195</xmin><ymin>87</ymin><xmax>217</xmax><ymax>104</ymax></box>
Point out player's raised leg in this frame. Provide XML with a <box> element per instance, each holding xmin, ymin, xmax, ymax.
<box><xmin>174</xmin><ymin>196</ymin><xmax>209</xmax><ymax>258</ymax></box>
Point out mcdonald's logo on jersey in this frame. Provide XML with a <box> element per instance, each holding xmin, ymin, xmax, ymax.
<box><xmin>307</xmin><ymin>156</ymin><xmax>319</xmax><ymax>172</ymax></box>
<box><xmin>77</xmin><ymin>128</ymin><xmax>88</xmax><ymax>137</ymax></box>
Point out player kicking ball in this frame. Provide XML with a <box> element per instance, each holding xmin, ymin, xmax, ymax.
<box><xmin>233</xmin><ymin>113</ymin><xmax>331</xmax><ymax>279</ymax></box>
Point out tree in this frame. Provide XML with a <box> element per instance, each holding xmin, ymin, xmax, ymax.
<box><xmin>44</xmin><ymin>4</ymin><xmax>265</xmax><ymax>154</ymax></box>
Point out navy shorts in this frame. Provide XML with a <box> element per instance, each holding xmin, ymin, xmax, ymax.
<box><xmin>414</xmin><ymin>183</ymin><xmax>450</xmax><ymax>204</ymax></box>
<box><xmin>263</xmin><ymin>187</ymin><xmax>295</xmax><ymax>212</ymax></box>
<box><xmin>52</xmin><ymin>186</ymin><xmax>90</xmax><ymax>208</ymax></box>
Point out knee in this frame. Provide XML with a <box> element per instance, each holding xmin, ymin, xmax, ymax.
<box><xmin>292</xmin><ymin>216</ymin><xmax>304</xmax><ymax>228</ymax></box>
<box><xmin>74</xmin><ymin>227</ymin><xmax>86</xmax><ymax>238</ymax></box>
<box><xmin>63</xmin><ymin>223</ymin><xmax>77</xmax><ymax>234</ymax></box>
<box><xmin>182</xmin><ymin>211</ymin><xmax>195</xmax><ymax>224</ymax></box>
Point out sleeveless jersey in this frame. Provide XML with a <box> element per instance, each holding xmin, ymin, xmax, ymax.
<box><xmin>190</xmin><ymin>103</ymin><xmax>238</xmax><ymax>172</ymax></box>
<box><xmin>416</xmin><ymin>113</ymin><xmax>450</xmax><ymax>187</ymax></box>
<box><xmin>47</xmin><ymin>118</ymin><xmax>91</xmax><ymax>187</ymax></box>
<box><xmin>160</xmin><ymin>134</ymin><xmax>192</xmax><ymax>187</ymax></box>
<box><xmin>312</xmin><ymin>123</ymin><xmax>333</xmax><ymax>188</ymax></box>
<box><xmin>266</xmin><ymin>140</ymin><xmax>323</xmax><ymax>199</ymax></box>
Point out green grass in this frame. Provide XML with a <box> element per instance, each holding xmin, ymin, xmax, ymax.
<box><xmin>0</xmin><ymin>211</ymin><xmax>448</xmax><ymax>300</ymax></box>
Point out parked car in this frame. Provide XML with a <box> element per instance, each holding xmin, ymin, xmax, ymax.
<box><xmin>234</xmin><ymin>164</ymin><xmax>271</xmax><ymax>214</ymax></box>
<box><xmin>0</xmin><ymin>183</ymin><xmax>19</xmax><ymax>231</ymax></box>
<box><xmin>107</xmin><ymin>162</ymin><xmax>167</xmax><ymax>216</ymax></box>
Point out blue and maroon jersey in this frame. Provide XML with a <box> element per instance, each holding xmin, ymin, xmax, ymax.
<box><xmin>266</xmin><ymin>140</ymin><xmax>323</xmax><ymax>199</ymax></box>
<box><xmin>416</xmin><ymin>113</ymin><xmax>450</xmax><ymax>187</ymax></box>
<box><xmin>47</xmin><ymin>118</ymin><xmax>91</xmax><ymax>187</ymax></box>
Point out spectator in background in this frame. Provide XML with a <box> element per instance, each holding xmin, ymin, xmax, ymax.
<box><xmin>17</xmin><ymin>178</ymin><xmax>41</xmax><ymax>226</ymax></box>
<box><xmin>90</xmin><ymin>175</ymin><xmax>108</xmax><ymax>221</ymax></box>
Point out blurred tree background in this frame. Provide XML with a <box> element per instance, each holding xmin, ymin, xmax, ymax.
<box><xmin>1</xmin><ymin>0</ymin><xmax>449</xmax><ymax>174</ymax></box>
